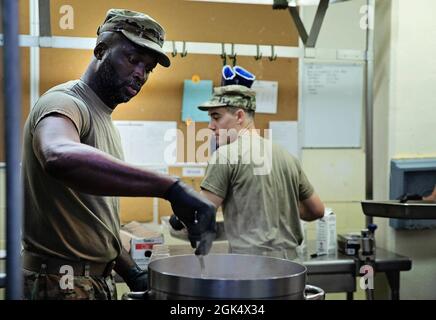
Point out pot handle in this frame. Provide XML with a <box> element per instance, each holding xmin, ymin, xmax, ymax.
<box><xmin>304</xmin><ymin>285</ymin><xmax>325</xmax><ymax>300</ymax></box>
<box><xmin>121</xmin><ymin>290</ymin><xmax>151</xmax><ymax>300</ymax></box>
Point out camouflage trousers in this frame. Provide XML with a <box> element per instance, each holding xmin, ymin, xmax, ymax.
<box><xmin>23</xmin><ymin>269</ymin><xmax>117</xmax><ymax>300</ymax></box>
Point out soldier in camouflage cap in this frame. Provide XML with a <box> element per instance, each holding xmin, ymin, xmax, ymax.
<box><xmin>197</xmin><ymin>82</ymin><xmax>326</xmax><ymax>261</ymax></box>
<box><xmin>198</xmin><ymin>85</ymin><xmax>256</xmax><ymax>112</ymax></box>
<box><xmin>97</xmin><ymin>9</ymin><xmax>170</xmax><ymax>67</ymax></box>
<box><xmin>86</xmin><ymin>8</ymin><xmax>172</xmax><ymax>106</ymax></box>
<box><xmin>197</xmin><ymin>84</ymin><xmax>256</xmax><ymax>147</ymax></box>
<box><xmin>21</xmin><ymin>8</ymin><xmax>216</xmax><ymax>300</ymax></box>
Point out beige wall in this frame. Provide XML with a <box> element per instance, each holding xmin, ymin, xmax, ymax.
<box><xmin>390</xmin><ymin>1</ymin><xmax>436</xmax><ymax>158</ymax></box>
<box><xmin>302</xmin><ymin>0</ymin><xmax>367</xmax><ymax>51</ymax></box>
<box><xmin>302</xmin><ymin>149</ymin><xmax>366</xmax><ymax>240</ymax></box>
<box><xmin>307</xmin><ymin>0</ymin><xmax>436</xmax><ymax>300</ymax></box>
<box><xmin>301</xmin><ymin>0</ymin><xmax>367</xmax><ymax>240</ymax></box>
<box><xmin>301</xmin><ymin>1</ymin><xmax>368</xmax><ymax>300</ymax></box>
<box><xmin>374</xmin><ymin>0</ymin><xmax>436</xmax><ymax>300</ymax></box>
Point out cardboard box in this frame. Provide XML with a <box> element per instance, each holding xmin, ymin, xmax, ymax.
<box><xmin>337</xmin><ymin>233</ymin><xmax>361</xmax><ymax>256</ymax></box>
<box><xmin>316</xmin><ymin>208</ymin><xmax>337</xmax><ymax>255</ymax></box>
<box><xmin>120</xmin><ymin>221</ymin><xmax>164</xmax><ymax>270</ymax></box>
<box><xmin>130</xmin><ymin>237</ymin><xmax>163</xmax><ymax>270</ymax></box>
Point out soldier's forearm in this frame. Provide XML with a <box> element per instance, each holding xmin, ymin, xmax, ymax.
<box><xmin>43</xmin><ymin>142</ymin><xmax>176</xmax><ymax>197</ymax></box>
<box><xmin>114</xmin><ymin>248</ymin><xmax>137</xmax><ymax>279</ymax></box>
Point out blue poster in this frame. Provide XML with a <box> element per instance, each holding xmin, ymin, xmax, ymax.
<box><xmin>182</xmin><ymin>80</ymin><xmax>213</xmax><ymax>122</ymax></box>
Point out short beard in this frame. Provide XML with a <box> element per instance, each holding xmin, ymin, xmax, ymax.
<box><xmin>95</xmin><ymin>54</ymin><xmax>131</xmax><ymax>106</ymax></box>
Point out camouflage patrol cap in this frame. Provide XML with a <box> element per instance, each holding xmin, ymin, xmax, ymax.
<box><xmin>198</xmin><ymin>85</ymin><xmax>256</xmax><ymax>112</ymax></box>
<box><xmin>97</xmin><ymin>9</ymin><xmax>170</xmax><ymax>67</ymax></box>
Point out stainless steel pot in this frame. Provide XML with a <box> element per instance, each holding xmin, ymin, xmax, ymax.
<box><xmin>123</xmin><ymin>254</ymin><xmax>324</xmax><ymax>300</ymax></box>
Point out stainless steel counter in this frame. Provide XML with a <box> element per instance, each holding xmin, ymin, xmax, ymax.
<box><xmin>302</xmin><ymin>247</ymin><xmax>411</xmax><ymax>299</ymax></box>
<box><xmin>151</xmin><ymin>242</ymin><xmax>412</xmax><ymax>300</ymax></box>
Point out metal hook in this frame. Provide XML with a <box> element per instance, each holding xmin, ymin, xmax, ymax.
<box><xmin>254</xmin><ymin>44</ymin><xmax>263</xmax><ymax>61</ymax></box>
<box><xmin>269</xmin><ymin>45</ymin><xmax>278</xmax><ymax>61</ymax></box>
<box><xmin>221</xmin><ymin>43</ymin><xmax>227</xmax><ymax>66</ymax></box>
<box><xmin>180</xmin><ymin>41</ymin><xmax>188</xmax><ymax>57</ymax></box>
<box><xmin>228</xmin><ymin>43</ymin><xmax>237</xmax><ymax>66</ymax></box>
<box><xmin>171</xmin><ymin>41</ymin><xmax>177</xmax><ymax>57</ymax></box>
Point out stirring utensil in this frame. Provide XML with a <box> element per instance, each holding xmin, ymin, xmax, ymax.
<box><xmin>195</xmin><ymin>240</ymin><xmax>206</xmax><ymax>278</ymax></box>
<box><xmin>197</xmin><ymin>254</ymin><xmax>206</xmax><ymax>278</ymax></box>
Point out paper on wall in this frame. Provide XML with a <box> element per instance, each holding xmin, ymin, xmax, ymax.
<box><xmin>182</xmin><ymin>80</ymin><xmax>213</xmax><ymax>122</ymax></box>
<box><xmin>251</xmin><ymin>80</ymin><xmax>278</xmax><ymax>114</ymax></box>
<box><xmin>114</xmin><ymin>121</ymin><xmax>177</xmax><ymax>165</ymax></box>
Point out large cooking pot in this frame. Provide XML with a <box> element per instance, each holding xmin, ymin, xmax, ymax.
<box><xmin>123</xmin><ymin>254</ymin><xmax>324</xmax><ymax>300</ymax></box>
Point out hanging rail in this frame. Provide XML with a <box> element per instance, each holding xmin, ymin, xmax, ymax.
<box><xmin>0</xmin><ymin>35</ymin><xmax>303</xmax><ymax>58</ymax></box>
<box><xmin>0</xmin><ymin>35</ymin><xmax>366</xmax><ymax>60</ymax></box>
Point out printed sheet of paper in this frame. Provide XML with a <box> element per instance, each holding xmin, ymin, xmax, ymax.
<box><xmin>251</xmin><ymin>80</ymin><xmax>278</xmax><ymax>114</ymax></box>
<box><xmin>114</xmin><ymin>121</ymin><xmax>177</xmax><ymax>165</ymax></box>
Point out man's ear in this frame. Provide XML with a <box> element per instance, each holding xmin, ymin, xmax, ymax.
<box><xmin>94</xmin><ymin>42</ymin><xmax>108</xmax><ymax>60</ymax></box>
<box><xmin>236</xmin><ymin>109</ymin><xmax>245</xmax><ymax>124</ymax></box>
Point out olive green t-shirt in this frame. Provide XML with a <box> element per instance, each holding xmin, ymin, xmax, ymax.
<box><xmin>201</xmin><ymin>133</ymin><xmax>314</xmax><ymax>259</ymax></box>
<box><xmin>22</xmin><ymin>80</ymin><xmax>124</xmax><ymax>263</ymax></box>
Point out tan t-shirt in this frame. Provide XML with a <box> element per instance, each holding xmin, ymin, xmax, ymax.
<box><xmin>201</xmin><ymin>133</ymin><xmax>314</xmax><ymax>259</ymax></box>
<box><xmin>22</xmin><ymin>80</ymin><xmax>124</xmax><ymax>263</ymax></box>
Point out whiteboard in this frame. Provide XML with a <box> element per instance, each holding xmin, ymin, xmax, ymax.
<box><xmin>113</xmin><ymin>121</ymin><xmax>177</xmax><ymax>166</ymax></box>
<box><xmin>301</xmin><ymin>62</ymin><xmax>364</xmax><ymax>148</ymax></box>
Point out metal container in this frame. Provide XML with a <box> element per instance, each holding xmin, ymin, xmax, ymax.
<box><xmin>123</xmin><ymin>254</ymin><xmax>324</xmax><ymax>300</ymax></box>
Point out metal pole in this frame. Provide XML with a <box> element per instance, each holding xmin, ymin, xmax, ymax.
<box><xmin>30</xmin><ymin>0</ymin><xmax>41</xmax><ymax>110</ymax></box>
<box><xmin>365</xmin><ymin>0</ymin><xmax>375</xmax><ymax>226</ymax></box>
<box><xmin>306</xmin><ymin>0</ymin><xmax>330</xmax><ymax>48</ymax></box>
<box><xmin>2</xmin><ymin>0</ymin><xmax>23</xmax><ymax>300</ymax></box>
<box><xmin>289</xmin><ymin>6</ymin><xmax>309</xmax><ymax>45</ymax></box>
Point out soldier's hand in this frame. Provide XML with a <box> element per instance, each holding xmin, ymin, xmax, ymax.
<box><xmin>399</xmin><ymin>193</ymin><xmax>423</xmax><ymax>203</ymax></box>
<box><xmin>124</xmin><ymin>265</ymin><xmax>148</xmax><ymax>292</ymax></box>
<box><xmin>168</xmin><ymin>214</ymin><xmax>216</xmax><ymax>256</ymax></box>
<box><xmin>165</xmin><ymin>181</ymin><xmax>216</xmax><ymax>255</ymax></box>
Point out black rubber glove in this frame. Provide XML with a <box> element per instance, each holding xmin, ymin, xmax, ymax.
<box><xmin>165</xmin><ymin>180</ymin><xmax>216</xmax><ymax>255</ymax></box>
<box><xmin>169</xmin><ymin>214</ymin><xmax>185</xmax><ymax>231</ymax></box>
<box><xmin>124</xmin><ymin>265</ymin><xmax>148</xmax><ymax>292</ymax></box>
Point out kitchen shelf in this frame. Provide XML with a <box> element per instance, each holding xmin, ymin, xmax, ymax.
<box><xmin>361</xmin><ymin>200</ymin><xmax>436</xmax><ymax>220</ymax></box>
